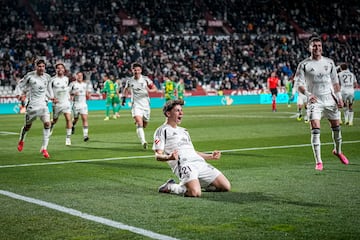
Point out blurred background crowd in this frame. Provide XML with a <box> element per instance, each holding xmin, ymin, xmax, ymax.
<box><xmin>0</xmin><ymin>0</ymin><xmax>359</xmax><ymax>95</ymax></box>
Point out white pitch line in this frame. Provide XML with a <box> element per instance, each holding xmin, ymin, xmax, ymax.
<box><xmin>0</xmin><ymin>155</ymin><xmax>154</xmax><ymax>169</ymax></box>
<box><xmin>1</xmin><ymin>140</ymin><xmax>359</xmax><ymax>169</ymax></box>
<box><xmin>0</xmin><ymin>131</ymin><xmax>18</xmax><ymax>135</ymax></box>
<box><xmin>0</xmin><ymin>190</ymin><xmax>179</xmax><ymax>240</ymax></box>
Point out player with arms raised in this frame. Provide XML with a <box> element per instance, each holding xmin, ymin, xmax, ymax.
<box><xmin>153</xmin><ymin>99</ymin><xmax>231</xmax><ymax>197</ymax></box>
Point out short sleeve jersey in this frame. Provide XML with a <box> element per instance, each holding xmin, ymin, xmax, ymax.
<box><xmin>124</xmin><ymin>75</ymin><xmax>153</xmax><ymax>109</ymax></box>
<box><xmin>18</xmin><ymin>71</ymin><xmax>51</xmax><ymax>110</ymax></box>
<box><xmin>153</xmin><ymin>124</ymin><xmax>205</xmax><ymax>172</ymax></box>
<box><xmin>294</xmin><ymin>56</ymin><xmax>339</xmax><ymax>97</ymax></box>
<box><xmin>50</xmin><ymin>75</ymin><xmax>71</xmax><ymax>106</ymax></box>
<box><xmin>70</xmin><ymin>81</ymin><xmax>88</xmax><ymax>106</ymax></box>
<box><xmin>338</xmin><ymin>69</ymin><xmax>356</xmax><ymax>94</ymax></box>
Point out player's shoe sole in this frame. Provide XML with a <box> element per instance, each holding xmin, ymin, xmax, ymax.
<box><xmin>158</xmin><ymin>179</ymin><xmax>176</xmax><ymax>193</ymax></box>
<box><xmin>17</xmin><ymin>141</ymin><xmax>24</xmax><ymax>152</ymax></box>
<box><xmin>332</xmin><ymin>150</ymin><xmax>349</xmax><ymax>165</ymax></box>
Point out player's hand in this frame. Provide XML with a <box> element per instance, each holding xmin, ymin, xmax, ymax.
<box><xmin>17</xmin><ymin>95</ymin><xmax>26</xmax><ymax>102</ymax></box>
<box><xmin>337</xmin><ymin>99</ymin><xmax>344</xmax><ymax>108</ymax></box>
<box><xmin>212</xmin><ymin>150</ymin><xmax>221</xmax><ymax>160</ymax></box>
<box><xmin>170</xmin><ymin>150</ymin><xmax>179</xmax><ymax>160</ymax></box>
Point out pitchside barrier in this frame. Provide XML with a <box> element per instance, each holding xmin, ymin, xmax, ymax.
<box><xmin>1</xmin><ymin>91</ymin><xmax>359</xmax><ymax>115</ymax></box>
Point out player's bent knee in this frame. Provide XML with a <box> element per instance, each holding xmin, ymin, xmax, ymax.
<box><xmin>185</xmin><ymin>188</ymin><xmax>202</xmax><ymax>197</ymax></box>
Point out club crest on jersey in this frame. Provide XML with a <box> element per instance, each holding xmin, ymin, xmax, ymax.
<box><xmin>324</xmin><ymin>66</ymin><xmax>328</xmax><ymax>71</ymax></box>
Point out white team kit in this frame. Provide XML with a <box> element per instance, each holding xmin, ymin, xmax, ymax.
<box><xmin>153</xmin><ymin>124</ymin><xmax>221</xmax><ymax>187</ymax></box>
<box><xmin>124</xmin><ymin>75</ymin><xmax>153</xmax><ymax>120</ymax></box>
<box><xmin>69</xmin><ymin>81</ymin><xmax>90</xmax><ymax>117</ymax></box>
<box><xmin>338</xmin><ymin>69</ymin><xmax>356</xmax><ymax>104</ymax></box>
<box><xmin>50</xmin><ymin>75</ymin><xmax>72</xmax><ymax>119</ymax></box>
<box><xmin>17</xmin><ymin>70</ymin><xmax>52</xmax><ymax>123</ymax></box>
<box><xmin>295</xmin><ymin>56</ymin><xmax>339</xmax><ymax>120</ymax></box>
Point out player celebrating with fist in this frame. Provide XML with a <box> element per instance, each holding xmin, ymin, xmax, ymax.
<box><xmin>153</xmin><ymin>99</ymin><xmax>231</xmax><ymax>197</ymax></box>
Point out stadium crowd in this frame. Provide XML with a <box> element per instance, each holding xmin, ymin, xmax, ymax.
<box><xmin>0</xmin><ymin>0</ymin><xmax>359</xmax><ymax>95</ymax></box>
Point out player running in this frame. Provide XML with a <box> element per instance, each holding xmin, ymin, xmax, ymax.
<box><xmin>16</xmin><ymin>59</ymin><xmax>53</xmax><ymax>158</ymax></box>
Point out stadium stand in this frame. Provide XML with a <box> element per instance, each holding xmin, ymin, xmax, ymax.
<box><xmin>0</xmin><ymin>0</ymin><xmax>359</xmax><ymax>97</ymax></box>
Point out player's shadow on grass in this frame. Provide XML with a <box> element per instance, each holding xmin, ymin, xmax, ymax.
<box><xmin>203</xmin><ymin>191</ymin><xmax>326</xmax><ymax>207</ymax></box>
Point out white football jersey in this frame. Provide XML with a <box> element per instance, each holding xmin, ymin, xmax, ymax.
<box><xmin>69</xmin><ymin>81</ymin><xmax>89</xmax><ymax>106</ymax></box>
<box><xmin>50</xmin><ymin>75</ymin><xmax>71</xmax><ymax>106</ymax></box>
<box><xmin>153</xmin><ymin>124</ymin><xmax>205</xmax><ymax>172</ymax></box>
<box><xmin>17</xmin><ymin>70</ymin><xmax>52</xmax><ymax>110</ymax></box>
<box><xmin>124</xmin><ymin>75</ymin><xmax>153</xmax><ymax>109</ymax></box>
<box><xmin>294</xmin><ymin>56</ymin><xmax>339</xmax><ymax>97</ymax></box>
<box><xmin>339</xmin><ymin>69</ymin><xmax>356</xmax><ymax>94</ymax></box>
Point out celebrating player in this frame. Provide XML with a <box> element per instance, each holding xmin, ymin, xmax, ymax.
<box><xmin>69</xmin><ymin>71</ymin><xmax>91</xmax><ymax>142</ymax></box>
<box><xmin>49</xmin><ymin>62</ymin><xmax>73</xmax><ymax>145</ymax></box>
<box><xmin>294</xmin><ymin>35</ymin><xmax>349</xmax><ymax>171</ymax></box>
<box><xmin>16</xmin><ymin>59</ymin><xmax>53</xmax><ymax>158</ymax></box>
<box><xmin>153</xmin><ymin>99</ymin><xmax>231</xmax><ymax>197</ymax></box>
<box><xmin>122</xmin><ymin>62</ymin><xmax>157</xmax><ymax>149</ymax></box>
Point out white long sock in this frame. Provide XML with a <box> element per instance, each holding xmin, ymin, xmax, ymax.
<box><xmin>311</xmin><ymin>129</ymin><xmax>321</xmax><ymax>163</ymax></box>
<box><xmin>66</xmin><ymin>128</ymin><xmax>72</xmax><ymax>139</ymax></box>
<box><xmin>42</xmin><ymin>128</ymin><xmax>50</xmax><ymax>150</ymax></box>
<box><xmin>83</xmin><ymin>126</ymin><xmax>88</xmax><ymax>137</ymax></box>
<box><xmin>348</xmin><ymin>111</ymin><xmax>354</xmax><ymax>124</ymax></box>
<box><xmin>136</xmin><ymin>126</ymin><xmax>145</xmax><ymax>143</ymax></box>
<box><xmin>170</xmin><ymin>184</ymin><xmax>187</xmax><ymax>195</ymax></box>
<box><xmin>332</xmin><ymin>126</ymin><xmax>342</xmax><ymax>154</ymax></box>
<box><xmin>344</xmin><ymin>109</ymin><xmax>349</xmax><ymax>123</ymax></box>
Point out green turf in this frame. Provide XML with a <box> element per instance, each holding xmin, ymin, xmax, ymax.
<box><xmin>1</xmin><ymin>103</ymin><xmax>359</xmax><ymax>240</ymax></box>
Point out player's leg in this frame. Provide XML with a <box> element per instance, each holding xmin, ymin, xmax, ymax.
<box><xmin>81</xmin><ymin>113</ymin><xmax>89</xmax><ymax>141</ymax></box>
<box><xmin>64</xmin><ymin>112</ymin><xmax>72</xmax><ymax>145</ymax></box>
<box><xmin>328</xmin><ymin>109</ymin><xmax>349</xmax><ymax>165</ymax></box>
<box><xmin>133</xmin><ymin>108</ymin><xmax>149</xmax><ymax>148</ymax></box>
<box><xmin>39</xmin><ymin>110</ymin><xmax>51</xmax><ymax>158</ymax></box>
<box><xmin>184</xmin><ymin>179</ymin><xmax>202</xmax><ymax>197</ymax></box>
<box><xmin>134</xmin><ymin>115</ymin><xmax>146</xmax><ymax>147</ymax></box>
<box><xmin>158</xmin><ymin>179</ymin><xmax>187</xmax><ymax>195</ymax></box>
<box><xmin>207</xmin><ymin>174</ymin><xmax>231</xmax><ymax>192</ymax></box>
<box><xmin>348</xmin><ymin>102</ymin><xmax>354</xmax><ymax>126</ymax></box>
<box><xmin>309</xmin><ymin>105</ymin><xmax>323</xmax><ymax>170</ymax></box>
<box><xmin>18</xmin><ymin>113</ymin><xmax>34</xmax><ymax>152</ymax></box>
<box><xmin>104</xmin><ymin>97</ymin><xmax>111</xmax><ymax>120</ymax></box>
